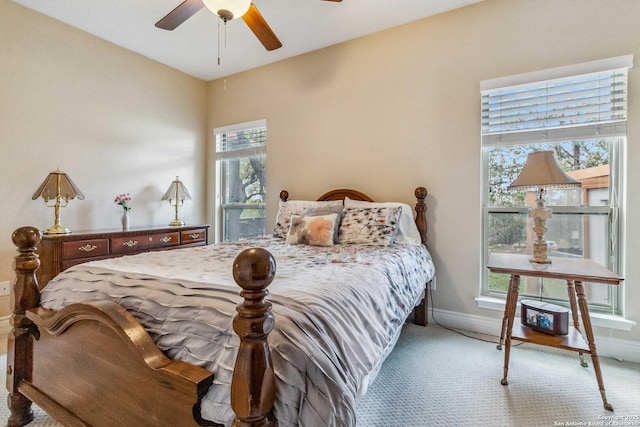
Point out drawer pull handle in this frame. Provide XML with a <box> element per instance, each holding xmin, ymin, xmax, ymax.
<box><xmin>160</xmin><ymin>236</ymin><xmax>172</xmax><ymax>243</ymax></box>
<box><xmin>123</xmin><ymin>240</ymin><xmax>138</xmax><ymax>247</ymax></box>
<box><xmin>189</xmin><ymin>233</ymin><xmax>200</xmax><ymax>239</ymax></box>
<box><xmin>79</xmin><ymin>245</ymin><xmax>98</xmax><ymax>253</ymax></box>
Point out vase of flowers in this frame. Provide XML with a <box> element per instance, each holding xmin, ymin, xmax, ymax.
<box><xmin>114</xmin><ymin>193</ymin><xmax>132</xmax><ymax>230</ymax></box>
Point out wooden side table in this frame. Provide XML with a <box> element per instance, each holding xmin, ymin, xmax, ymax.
<box><xmin>487</xmin><ymin>252</ymin><xmax>623</xmax><ymax>411</ymax></box>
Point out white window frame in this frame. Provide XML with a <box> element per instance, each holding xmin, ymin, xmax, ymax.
<box><xmin>478</xmin><ymin>56</ymin><xmax>633</xmax><ymax>323</ymax></box>
<box><xmin>214</xmin><ymin>119</ymin><xmax>267</xmax><ymax>243</ymax></box>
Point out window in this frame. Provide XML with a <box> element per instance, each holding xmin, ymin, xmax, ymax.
<box><xmin>480</xmin><ymin>55</ymin><xmax>632</xmax><ymax>314</ymax></box>
<box><xmin>215</xmin><ymin>120</ymin><xmax>267</xmax><ymax>242</ymax></box>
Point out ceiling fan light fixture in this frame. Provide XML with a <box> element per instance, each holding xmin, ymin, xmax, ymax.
<box><xmin>203</xmin><ymin>0</ymin><xmax>251</xmax><ymax>21</ymax></box>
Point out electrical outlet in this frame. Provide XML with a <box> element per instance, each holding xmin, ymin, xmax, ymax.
<box><xmin>0</xmin><ymin>281</ymin><xmax>10</xmax><ymax>296</ymax></box>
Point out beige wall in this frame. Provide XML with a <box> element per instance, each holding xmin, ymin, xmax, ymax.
<box><xmin>208</xmin><ymin>0</ymin><xmax>640</xmax><ymax>346</ymax></box>
<box><xmin>2</xmin><ymin>0</ymin><xmax>638</xmax><ymax>353</ymax></box>
<box><xmin>0</xmin><ymin>2</ymin><xmax>208</xmax><ymax>316</ymax></box>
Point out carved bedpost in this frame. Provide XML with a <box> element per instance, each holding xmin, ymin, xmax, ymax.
<box><xmin>413</xmin><ymin>188</ymin><xmax>430</xmax><ymax>326</ymax></box>
<box><xmin>231</xmin><ymin>248</ymin><xmax>277</xmax><ymax>427</ymax></box>
<box><xmin>414</xmin><ymin>187</ymin><xmax>428</xmax><ymax>247</ymax></box>
<box><xmin>7</xmin><ymin>227</ymin><xmax>42</xmax><ymax>427</ymax></box>
<box><xmin>279</xmin><ymin>190</ymin><xmax>289</xmax><ymax>202</ymax></box>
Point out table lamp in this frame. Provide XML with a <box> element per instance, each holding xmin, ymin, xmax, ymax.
<box><xmin>507</xmin><ymin>151</ymin><xmax>581</xmax><ymax>264</ymax></box>
<box><xmin>32</xmin><ymin>169</ymin><xmax>85</xmax><ymax>235</ymax></box>
<box><xmin>162</xmin><ymin>176</ymin><xmax>192</xmax><ymax>226</ymax></box>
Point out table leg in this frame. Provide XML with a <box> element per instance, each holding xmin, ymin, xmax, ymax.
<box><xmin>497</xmin><ymin>273</ymin><xmax>519</xmax><ymax>351</ymax></box>
<box><xmin>501</xmin><ymin>274</ymin><xmax>520</xmax><ymax>386</ymax></box>
<box><xmin>575</xmin><ymin>280</ymin><xmax>613</xmax><ymax>412</ymax></box>
<box><xmin>567</xmin><ymin>280</ymin><xmax>588</xmax><ymax>368</ymax></box>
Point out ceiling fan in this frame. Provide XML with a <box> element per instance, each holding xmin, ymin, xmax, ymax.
<box><xmin>156</xmin><ymin>0</ymin><xmax>342</xmax><ymax>51</ymax></box>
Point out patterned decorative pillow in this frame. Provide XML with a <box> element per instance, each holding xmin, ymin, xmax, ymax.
<box><xmin>303</xmin><ymin>205</ymin><xmax>344</xmax><ymax>243</ymax></box>
<box><xmin>344</xmin><ymin>197</ymin><xmax>422</xmax><ymax>245</ymax></box>
<box><xmin>273</xmin><ymin>200</ymin><xmax>343</xmax><ymax>238</ymax></box>
<box><xmin>286</xmin><ymin>213</ymin><xmax>339</xmax><ymax>247</ymax></box>
<box><xmin>338</xmin><ymin>206</ymin><xmax>402</xmax><ymax>246</ymax></box>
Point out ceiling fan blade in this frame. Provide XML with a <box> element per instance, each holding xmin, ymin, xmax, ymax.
<box><xmin>242</xmin><ymin>4</ymin><xmax>283</xmax><ymax>51</ymax></box>
<box><xmin>156</xmin><ymin>0</ymin><xmax>205</xmax><ymax>30</ymax></box>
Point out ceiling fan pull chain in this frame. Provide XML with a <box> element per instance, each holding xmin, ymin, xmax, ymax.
<box><xmin>216</xmin><ymin>16</ymin><xmax>229</xmax><ymax>66</ymax></box>
<box><xmin>217</xmin><ymin>17</ymin><xmax>221</xmax><ymax>66</ymax></box>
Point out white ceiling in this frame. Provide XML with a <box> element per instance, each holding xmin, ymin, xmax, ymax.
<box><xmin>12</xmin><ymin>0</ymin><xmax>482</xmax><ymax>81</ymax></box>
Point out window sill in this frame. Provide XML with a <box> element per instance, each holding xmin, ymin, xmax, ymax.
<box><xmin>475</xmin><ymin>296</ymin><xmax>636</xmax><ymax>331</ymax></box>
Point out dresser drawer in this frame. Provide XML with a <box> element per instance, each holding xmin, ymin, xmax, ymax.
<box><xmin>62</xmin><ymin>239</ymin><xmax>109</xmax><ymax>260</ymax></box>
<box><xmin>181</xmin><ymin>228</ymin><xmax>207</xmax><ymax>244</ymax></box>
<box><xmin>146</xmin><ymin>232</ymin><xmax>180</xmax><ymax>250</ymax></box>
<box><xmin>111</xmin><ymin>232</ymin><xmax>180</xmax><ymax>255</ymax></box>
<box><xmin>111</xmin><ymin>236</ymin><xmax>145</xmax><ymax>254</ymax></box>
<box><xmin>62</xmin><ymin>255</ymin><xmax>111</xmax><ymax>270</ymax></box>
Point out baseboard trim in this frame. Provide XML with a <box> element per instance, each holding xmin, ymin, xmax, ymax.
<box><xmin>428</xmin><ymin>308</ymin><xmax>640</xmax><ymax>363</ymax></box>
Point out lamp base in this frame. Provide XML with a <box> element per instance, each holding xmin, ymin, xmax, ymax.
<box><xmin>44</xmin><ymin>225</ymin><xmax>71</xmax><ymax>235</ymax></box>
<box><xmin>168</xmin><ymin>220</ymin><xmax>185</xmax><ymax>227</ymax></box>
<box><xmin>530</xmin><ymin>241</ymin><xmax>551</xmax><ymax>264</ymax></box>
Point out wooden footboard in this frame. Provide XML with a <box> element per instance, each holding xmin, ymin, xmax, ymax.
<box><xmin>24</xmin><ymin>302</ymin><xmax>214</xmax><ymax>426</ymax></box>
<box><xmin>7</xmin><ymin>227</ymin><xmax>277</xmax><ymax>427</ymax></box>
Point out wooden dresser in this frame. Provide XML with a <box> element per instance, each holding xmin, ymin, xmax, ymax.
<box><xmin>36</xmin><ymin>224</ymin><xmax>209</xmax><ymax>287</ymax></box>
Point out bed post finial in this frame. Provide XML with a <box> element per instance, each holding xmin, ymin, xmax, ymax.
<box><xmin>8</xmin><ymin>226</ymin><xmax>42</xmax><ymax>427</ymax></box>
<box><xmin>231</xmin><ymin>248</ymin><xmax>277</xmax><ymax>427</ymax></box>
<box><xmin>279</xmin><ymin>190</ymin><xmax>289</xmax><ymax>202</ymax></box>
<box><xmin>414</xmin><ymin>187</ymin><xmax>428</xmax><ymax>247</ymax></box>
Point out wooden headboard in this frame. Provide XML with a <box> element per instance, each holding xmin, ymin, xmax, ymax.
<box><xmin>278</xmin><ymin>187</ymin><xmax>428</xmax><ymax>247</ymax></box>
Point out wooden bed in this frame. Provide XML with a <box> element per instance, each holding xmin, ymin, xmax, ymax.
<box><xmin>7</xmin><ymin>187</ymin><xmax>430</xmax><ymax>427</ymax></box>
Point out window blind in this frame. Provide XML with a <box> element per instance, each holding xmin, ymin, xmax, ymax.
<box><xmin>215</xmin><ymin>120</ymin><xmax>266</xmax><ymax>160</ymax></box>
<box><xmin>481</xmin><ymin>55</ymin><xmax>633</xmax><ymax>146</ymax></box>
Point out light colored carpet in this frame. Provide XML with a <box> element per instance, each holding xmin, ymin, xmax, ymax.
<box><xmin>1</xmin><ymin>324</ymin><xmax>639</xmax><ymax>426</ymax></box>
<box><xmin>356</xmin><ymin>324</ymin><xmax>639</xmax><ymax>426</ymax></box>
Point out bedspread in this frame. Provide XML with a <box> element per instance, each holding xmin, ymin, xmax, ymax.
<box><xmin>40</xmin><ymin>238</ymin><xmax>435</xmax><ymax>427</ymax></box>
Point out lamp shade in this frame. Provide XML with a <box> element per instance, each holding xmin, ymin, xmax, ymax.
<box><xmin>162</xmin><ymin>176</ymin><xmax>192</xmax><ymax>203</ymax></box>
<box><xmin>32</xmin><ymin>169</ymin><xmax>84</xmax><ymax>235</ymax></box>
<box><xmin>203</xmin><ymin>0</ymin><xmax>251</xmax><ymax>20</ymax></box>
<box><xmin>508</xmin><ymin>151</ymin><xmax>581</xmax><ymax>191</ymax></box>
<box><xmin>162</xmin><ymin>176</ymin><xmax>192</xmax><ymax>226</ymax></box>
<box><xmin>32</xmin><ymin>169</ymin><xmax>85</xmax><ymax>202</ymax></box>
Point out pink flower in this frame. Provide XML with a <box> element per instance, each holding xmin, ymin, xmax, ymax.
<box><xmin>114</xmin><ymin>193</ymin><xmax>132</xmax><ymax>211</ymax></box>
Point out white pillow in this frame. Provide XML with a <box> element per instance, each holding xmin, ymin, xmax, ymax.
<box><xmin>273</xmin><ymin>199</ymin><xmax>343</xmax><ymax>238</ymax></box>
<box><xmin>344</xmin><ymin>197</ymin><xmax>422</xmax><ymax>245</ymax></box>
